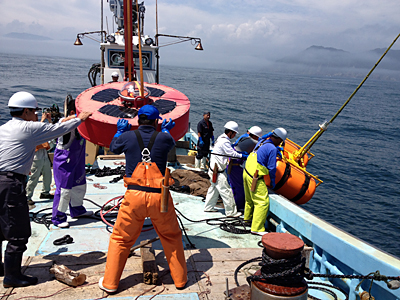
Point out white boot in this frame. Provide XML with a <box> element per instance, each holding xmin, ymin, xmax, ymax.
<box><xmin>200</xmin><ymin>157</ymin><xmax>207</xmax><ymax>170</ymax></box>
<box><xmin>195</xmin><ymin>158</ymin><xmax>201</xmax><ymax>169</ymax></box>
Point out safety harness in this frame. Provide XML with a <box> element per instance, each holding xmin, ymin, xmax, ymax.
<box><xmin>243</xmin><ymin>138</ymin><xmax>269</xmax><ymax>183</ymax></box>
<box><xmin>126</xmin><ymin>130</ymin><xmax>161</xmax><ymax>193</ymax></box>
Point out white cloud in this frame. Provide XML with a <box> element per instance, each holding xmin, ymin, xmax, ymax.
<box><xmin>1</xmin><ymin>0</ymin><xmax>399</xmax><ymax>69</ymax></box>
<box><xmin>210</xmin><ymin>16</ymin><xmax>276</xmax><ymax>42</ymax></box>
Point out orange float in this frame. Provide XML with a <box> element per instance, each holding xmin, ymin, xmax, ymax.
<box><xmin>264</xmin><ymin>160</ymin><xmax>316</xmax><ymax>205</ymax></box>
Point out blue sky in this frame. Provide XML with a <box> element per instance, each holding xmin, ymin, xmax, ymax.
<box><xmin>1</xmin><ymin>0</ymin><xmax>399</xmax><ymax>70</ymax></box>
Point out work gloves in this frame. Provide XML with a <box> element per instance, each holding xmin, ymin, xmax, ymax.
<box><xmin>260</xmin><ymin>131</ymin><xmax>272</xmax><ymax>141</ymax></box>
<box><xmin>276</xmin><ymin>146</ymin><xmax>284</xmax><ymax>159</ymax></box>
<box><xmin>240</xmin><ymin>151</ymin><xmax>249</xmax><ymax>159</ymax></box>
<box><xmin>161</xmin><ymin>118</ymin><xmax>175</xmax><ymax>134</ymax></box>
<box><xmin>114</xmin><ymin>119</ymin><xmax>131</xmax><ymax>138</ymax></box>
<box><xmin>211</xmin><ymin>136</ymin><xmax>215</xmax><ymax>147</ymax></box>
<box><xmin>198</xmin><ymin>137</ymin><xmax>205</xmax><ymax>147</ymax></box>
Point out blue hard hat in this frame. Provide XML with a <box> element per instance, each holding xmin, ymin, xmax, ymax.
<box><xmin>138</xmin><ymin>105</ymin><xmax>162</xmax><ymax>120</ymax></box>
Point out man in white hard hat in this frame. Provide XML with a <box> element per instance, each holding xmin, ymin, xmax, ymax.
<box><xmin>229</xmin><ymin>126</ymin><xmax>263</xmax><ymax>211</ymax></box>
<box><xmin>110</xmin><ymin>72</ymin><xmax>119</xmax><ymax>83</ymax></box>
<box><xmin>243</xmin><ymin>127</ymin><xmax>287</xmax><ymax>236</ymax></box>
<box><xmin>0</xmin><ymin>91</ymin><xmax>92</xmax><ymax>288</ymax></box>
<box><xmin>233</xmin><ymin>126</ymin><xmax>262</xmax><ymax>154</ymax></box>
<box><xmin>203</xmin><ymin>121</ymin><xmax>247</xmax><ymax>217</ymax></box>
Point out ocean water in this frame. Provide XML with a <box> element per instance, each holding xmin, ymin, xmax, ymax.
<box><xmin>1</xmin><ymin>52</ymin><xmax>399</xmax><ymax>258</ymax></box>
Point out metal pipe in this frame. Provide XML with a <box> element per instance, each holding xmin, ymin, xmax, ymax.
<box><xmin>155</xmin><ymin>0</ymin><xmax>160</xmax><ymax>84</ymax></box>
<box><xmin>101</xmin><ymin>0</ymin><xmax>104</xmax><ymax>43</ymax></box>
<box><xmin>100</xmin><ymin>0</ymin><xmax>104</xmax><ymax>84</ymax></box>
<box><xmin>136</xmin><ymin>1</ymin><xmax>145</xmax><ymax>95</ymax></box>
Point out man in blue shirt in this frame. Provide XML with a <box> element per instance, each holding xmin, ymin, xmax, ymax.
<box><xmin>109</xmin><ymin>110</ymin><xmax>175</xmax><ymax>177</ymax></box>
<box><xmin>243</xmin><ymin>128</ymin><xmax>287</xmax><ymax>235</ymax></box>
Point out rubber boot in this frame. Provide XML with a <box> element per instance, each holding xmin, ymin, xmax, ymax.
<box><xmin>195</xmin><ymin>158</ymin><xmax>201</xmax><ymax>169</ymax></box>
<box><xmin>0</xmin><ymin>244</ymin><xmax>3</xmax><ymax>277</ymax></box>
<box><xmin>3</xmin><ymin>253</ymin><xmax>38</xmax><ymax>288</ymax></box>
<box><xmin>200</xmin><ymin>157</ymin><xmax>207</xmax><ymax>170</ymax></box>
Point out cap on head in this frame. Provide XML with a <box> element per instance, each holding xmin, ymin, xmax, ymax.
<box><xmin>8</xmin><ymin>91</ymin><xmax>40</xmax><ymax>111</ymax></box>
<box><xmin>272</xmin><ymin>127</ymin><xmax>287</xmax><ymax>141</ymax></box>
<box><xmin>224</xmin><ymin>121</ymin><xmax>239</xmax><ymax>133</ymax></box>
<box><xmin>248</xmin><ymin>126</ymin><xmax>263</xmax><ymax>138</ymax></box>
<box><xmin>203</xmin><ymin>111</ymin><xmax>210</xmax><ymax>116</ymax></box>
<box><xmin>137</xmin><ymin>105</ymin><xmax>162</xmax><ymax>120</ymax></box>
<box><xmin>111</xmin><ymin>72</ymin><xmax>119</xmax><ymax>78</ymax></box>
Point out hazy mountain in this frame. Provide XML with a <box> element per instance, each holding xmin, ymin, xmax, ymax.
<box><xmin>269</xmin><ymin>45</ymin><xmax>400</xmax><ymax>81</ymax></box>
<box><xmin>4</xmin><ymin>32</ymin><xmax>52</xmax><ymax>41</ymax></box>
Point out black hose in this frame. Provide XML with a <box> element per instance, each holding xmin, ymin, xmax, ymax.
<box><xmin>88</xmin><ymin>63</ymin><xmax>101</xmax><ymax>87</ymax></box>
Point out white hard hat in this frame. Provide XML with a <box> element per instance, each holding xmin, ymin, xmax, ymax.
<box><xmin>248</xmin><ymin>126</ymin><xmax>262</xmax><ymax>138</ymax></box>
<box><xmin>272</xmin><ymin>127</ymin><xmax>287</xmax><ymax>141</ymax></box>
<box><xmin>8</xmin><ymin>92</ymin><xmax>39</xmax><ymax>111</ymax></box>
<box><xmin>111</xmin><ymin>72</ymin><xmax>119</xmax><ymax>78</ymax></box>
<box><xmin>224</xmin><ymin>121</ymin><xmax>239</xmax><ymax>133</ymax></box>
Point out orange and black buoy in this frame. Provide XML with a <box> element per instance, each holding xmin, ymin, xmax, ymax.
<box><xmin>264</xmin><ymin>160</ymin><xmax>317</xmax><ymax>205</ymax></box>
<box><xmin>250</xmin><ymin>233</ymin><xmax>308</xmax><ymax>299</ymax></box>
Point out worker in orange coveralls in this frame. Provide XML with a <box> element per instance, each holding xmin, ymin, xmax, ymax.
<box><xmin>98</xmin><ymin>105</ymin><xmax>187</xmax><ymax>293</ymax></box>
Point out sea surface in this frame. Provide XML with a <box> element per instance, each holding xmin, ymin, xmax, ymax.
<box><xmin>1</xmin><ymin>52</ymin><xmax>399</xmax><ymax>258</ymax></box>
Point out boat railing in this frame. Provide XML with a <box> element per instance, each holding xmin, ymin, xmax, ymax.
<box><xmin>268</xmin><ymin>193</ymin><xmax>400</xmax><ymax>300</ymax></box>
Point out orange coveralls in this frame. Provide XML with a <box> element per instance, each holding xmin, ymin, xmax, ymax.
<box><xmin>102</xmin><ymin>161</ymin><xmax>187</xmax><ymax>290</ymax></box>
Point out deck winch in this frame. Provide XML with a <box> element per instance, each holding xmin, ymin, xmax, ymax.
<box><xmin>249</xmin><ymin>233</ymin><xmax>308</xmax><ymax>300</ymax></box>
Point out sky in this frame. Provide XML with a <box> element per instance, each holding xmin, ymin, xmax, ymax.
<box><xmin>1</xmin><ymin>0</ymin><xmax>399</xmax><ymax>70</ymax></box>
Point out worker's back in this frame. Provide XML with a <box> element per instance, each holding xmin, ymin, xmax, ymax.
<box><xmin>110</xmin><ymin>125</ymin><xmax>175</xmax><ymax>176</ymax></box>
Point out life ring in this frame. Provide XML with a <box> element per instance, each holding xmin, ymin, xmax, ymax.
<box><xmin>283</xmin><ymin>139</ymin><xmax>309</xmax><ymax>167</ymax></box>
<box><xmin>264</xmin><ymin>160</ymin><xmax>316</xmax><ymax>205</ymax></box>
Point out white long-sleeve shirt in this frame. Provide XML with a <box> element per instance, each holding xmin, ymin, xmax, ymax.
<box><xmin>0</xmin><ymin>117</ymin><xmax>82</xmax><ymax>175</ymax></box>
<box><xmin>209</xmin><ymin>133</ymin><xmax>242</xmax><ymax>171</ymax></box>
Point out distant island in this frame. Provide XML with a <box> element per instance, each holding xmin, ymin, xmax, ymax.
<box><xmin>4</xmin><ymin>32</ymin><xmax>52</xmax><ymax>41</ymax></box>
<box><xmin>268</xmin><ymin>45</ymin><xmax>400</xmax><ymax>81</ymax></box>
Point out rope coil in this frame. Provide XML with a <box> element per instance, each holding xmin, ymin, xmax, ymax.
<box><xmin>246</xmin><ymin>250</ymin><xmax>306</xmax><ymax>285</ymax></box>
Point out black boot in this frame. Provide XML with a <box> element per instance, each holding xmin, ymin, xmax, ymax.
<box><xmin>0</xmin><ymin>244</ymin><xmax>3</xmax><ymax>277</ymax></box>
<box><xmin>3</xmin><ymin>252</ymin><xmax>38</xmax><ymax>288</ymax></box>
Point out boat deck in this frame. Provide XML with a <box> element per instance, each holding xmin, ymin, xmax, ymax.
<box><xmin>0</xmin><ymin>247</ymin><xmax>261</xmax><ymax>300</ymax></box>
<box><xmin>0</xmin><ymin>158</ymin><xmax>264</xmax><ymax>300</ymax></box>
<box><xmin>1</xmin><ymin>156</ymin><xmax>392</xmax><ymax>300</ymax></box>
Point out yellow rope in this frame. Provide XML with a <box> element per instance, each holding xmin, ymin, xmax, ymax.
<box><xmin>294</xmin><ymin>33</ymin><xmax>400</xmax><ymax>162</ymax></box>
